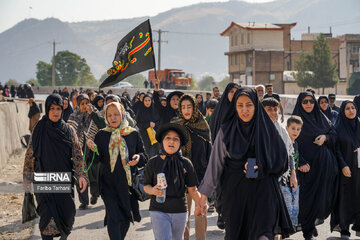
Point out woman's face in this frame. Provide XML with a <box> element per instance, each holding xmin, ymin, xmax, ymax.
<box><xmin>79</xmin><ymin>99</ymin><xmax>89</xmax><ymax>112</ymax></box>
<box><xmin>162</xmin><ymin>130</ymin><xmax>181</xmax><ymax>155</ymax></box>
<box><xmin>106</xmin><ymin>99</ymin><xmax>114</xmax><ymax>105</ymax></box>
<box><xmin>63</xmin><ymin>99</ymin><xmax>69</xmax><ymax>109</ymax></box>
<box><xmin>144</xmin><ymin>96</ymin><xmax>151</xmax><ymax>108</ymax></box>
<box><xmin>344</xmin><ymin>102</ymin><xmax>357</xmax><ymax>120</ymax></box>
<box><xmin>98</xmin><ymin>99</ymin><xmax>104</xmax><ymax>108</ymax></box>
<box><xmin>90</xmin><ymin>93</ymin><xmax>96</xmax><ymax>102</ymax></box>
<box><xmin>170</xmin><ymin>95</ymin><xmax>179</xmax><ymax>109</ymax></box>
<box><xmin>106</xmin><ymin>105</ymin><xmax>122</xmax><ymax>128</ymax></box>
<box><xmin>48</xmin><ymin>104</ymin><xmax>62</xmax><ymax>122</ymax></box>
<box><xmin>139</xmin><ymin>94</ymin><xmax>145</xmax><ymax>102</ymax></box>
<box><xmin>301</xmin><ymin>96</ymin><xmax>315</xmax><ymax>113</ymax></box>
<box><xmin>319</xmin><ymin>98</ymin><xmax>329</xmax><ymax>111</ymax></box>
<box><xmin>196</xmin><ymin>95</ymin><xmax>203</xmax><ymax>103</ymax></box>
<box><xmin>228</xmin><ymin>87</ymin><xmax>238</xmax><ymax>102</ymax></box>
<box><xmin>181</xmin><ymin>99</ymin><xmax>194</xmax><ymax>120</ymax></box>
<box><xmin>236</xmin><ymin>95</ymin><xmax>255</xmax><ymax>122</ymax></box>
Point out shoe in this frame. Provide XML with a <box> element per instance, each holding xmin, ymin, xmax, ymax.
<box><xmin>90</xmin><ymin>196</ymin><xmax>98</xmax><ymax>205</ymax></box>
<box><xmin>313</xmin><ymin>227</ymin><xmax>318</xmax><ymax>237</ymax></box>
<box><xmin>217</xmin><ymin>215</ymin><xmax>226</xmax><ymax>230</ymax></box>
<box><xmin>79</xmin><ymin>203</ymin><xmax>88</xmax><ymax>210</ymax></box>
<box><xmin>207</xmin><ymin>205</ymin><xmax>215</xmax><ymax>213</ymax></box>
<box><xmin>340</xmin><ymin>233</ymin><xmax>350</xmax><ymax>239</ymax></box>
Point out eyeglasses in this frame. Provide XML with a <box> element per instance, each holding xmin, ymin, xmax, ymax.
<box><xmin>302</xmin><ymin>99</ymin><xmax>315</xmax><ymax>105</ymax></box>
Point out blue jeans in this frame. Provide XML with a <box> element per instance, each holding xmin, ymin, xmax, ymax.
<box><xmin>149</xmin><ymin>211</ymin><xmax>187</xmax><ymax>240</ymax></box>
<box><xmin>280</xmin><ymin>185</ymin><xmax>299</xmax><ymax>226</ymax></box>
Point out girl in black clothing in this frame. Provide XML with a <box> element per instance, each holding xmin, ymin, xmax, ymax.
<box><xmin>92</xmin><ymin>95</ymin><xmax>105</xmax><ymax>112</ymax></box>
<box><xmin>195</xmin><ymin>94</ymin><xmax>206</xmax><ymax>116</ymax></box>
<box><xmin>318</xmin><ymin>96</ymin><xmax>338</xmax><ymax>125</ymax></box>
<box><xmin>136</xmin><ymin>94</ymin><xmax>161</xmax><ymax>158</ymax></box>
<box><xmin>88</xmin><ymin>102</ymin><xmax>147</xmax><ymax>240</ymax></box>
<box><xmin>331</xmin><ymin>101</ymin><xmax>360</xmax><ymax>239</ymax></box>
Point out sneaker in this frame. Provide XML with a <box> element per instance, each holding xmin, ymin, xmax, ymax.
<box><xmin>217</xmin><ymin>215</ymin><xmax>226</xmax><ymax>230</ymax></box>
<box><xmin>207</xmin><ymin>205</ymin><xmax>215</xmax><ymax>212</ymax></box>
<box><xmin>90</xmin><ymin>196</ymin><xmax>98</xmax><ymax>205</ymax></box>
<box><xmin>79</xmin><ymin>203</ymin><xmax>88</xmax><ymax>210</ymax></box>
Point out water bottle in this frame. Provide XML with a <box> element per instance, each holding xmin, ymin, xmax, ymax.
<box><xmin>156</xmin><ymin>173</ymin><xmax>167</xmax><ymax>203</ymax></box>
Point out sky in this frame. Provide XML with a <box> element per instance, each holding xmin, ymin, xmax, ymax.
<box><xmin>0</xmin><ymin>0</ymin><xmax>274</xmax><ymax>33</ymax></box>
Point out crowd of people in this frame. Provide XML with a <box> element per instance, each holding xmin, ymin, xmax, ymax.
<box><xmin>0</xmin><ymin>83</ymin><xmax>35</xmax><ymax>99</ymax></box>
<box><xmin>22</xmin><ymin>80</ymin><xmax>360</xmax><ymax>240</ymax></box>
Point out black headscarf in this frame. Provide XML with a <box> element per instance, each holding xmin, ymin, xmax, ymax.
<box><xmin>318</xmin><ymin>96</ymin><xmax>332</xmax><ymax>119</ymax></box>
<box><xmin>221</xmin><ymin>87</ymin><xmax>288</xmax><ymax>177</ymax></box>
<box><xmin>195</xmin><ymin>94</ymin><xmax>206</xmax><ymax>116</ymax></box>
<box><xmin>335</xmin><ymin>101</ymin><xmax>360</xmax><ymax>149</ymax></box>
<box><xmin>209</xmin><ymin>82</ymin><xmax>239</xmax><ymax>142</ymax></box>
<box><xmin>62</xmin><ymin>97</ymin><xmax>73</xmax><ymax>122</ymax></box>
<box><xmin>135</xmin><ymin>95</ymin><xmax>160</xmax><ymax>127</ymax></box>
<box><xmin>293</xmin><ymin>92</ymin><xmax>332</xmax><ymax>137</ymax></box>
<box><xmin>92</xmin><ymin>95</ymin><xmax>104</xmax><ymax>111</ymax></box>
<box><xmin>32</xmin><ymin>94</ymin><xmax>72</xmax><ymax>161</ymax></box>
<box><xmin>120</xmin><ymin>96</ymin><xmax>135</xmax><ymax>119</ymax></box>
<box><xmin>28</xmin><ymin>101</ymin><xmax>40</xmax><ymax>119</ymax></box>
<box><xmin>353</xmin><ymin>95</ymin><xmax>360</xmax><ymax>118</ymax></box>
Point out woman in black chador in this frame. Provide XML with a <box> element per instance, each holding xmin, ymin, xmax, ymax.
<box><xmin>292</xmin><ymin>91</ymin><xmax>339</xmax><ymax>239</ymax></box>
<box><xmin>90</xmin><ymin>102</ymin><xmax>147</xmax><ymax>240</ymax></box>
<box><xmin>198</xmin><ymin>87</ymin><xmax>293</xmax><ymax>240</ymax></box>
<box><xmin>135</xmin><ymin>94</ymin><xmax>160</xmax><ymax>158</ymax></box>
<box><xmin>331</xmin><ymin>101</ymin><xmax>360</xmax><ymax>239</ymax></box>
<box><xmin>209</xmin><ymin>82</ymin><xmax>239</xmax><ymax>142</ymax></box>
<box><xmin>23</xmin><ymin>94</ymin><xmax>88</xmax><ymax>240</ymax></box>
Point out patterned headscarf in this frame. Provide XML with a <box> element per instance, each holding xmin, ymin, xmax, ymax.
<box><xmin>171</xmin><ymin>94</ymin><xmax>211</xmax><ymax>159</ymax></box>
<box><xmin>104</xmin><ymin>102</ymin><xmax>135</xmax><ymax>185</ymax></box>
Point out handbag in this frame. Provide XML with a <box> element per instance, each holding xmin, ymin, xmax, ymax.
<box><xmin>22</xmin><ymin>192</ymin><xmax>37</xmax><ymax>223</ymax></box>
<box><xmin>132</xmin><ymin>167</ymin><xmax>151</xmax><ymax>202</ymax></box>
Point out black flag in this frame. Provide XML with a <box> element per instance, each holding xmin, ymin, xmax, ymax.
<box><xmin>100</xmin><ymin>19</ymin><xmax>155</xmax><ymax>88</ymax></box>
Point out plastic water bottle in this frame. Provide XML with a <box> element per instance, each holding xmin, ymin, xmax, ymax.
<box><xmin>156</xmin><ymin>173</ymin><xmax>167</xmax><ymax>203</ymax></box>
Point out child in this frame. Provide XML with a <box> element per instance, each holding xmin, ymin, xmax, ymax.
<box><xmin>204</xmin><ymin>99</ymin><xmax>218</xmax><ymax>122</ymax></box>
<box><xmin>144</xmin><ymin>123</ymin><xmax>203</xmax><ymax>240</ymax></box>
<box><xmin>262</xmin><ymin>98</ymin><xmax>299</xmax><ymax>228</ymax></box>
<box><xmin>285</xmin><ymin>115</ymin><xmax>303</xmax><ymax>229</ymax></box>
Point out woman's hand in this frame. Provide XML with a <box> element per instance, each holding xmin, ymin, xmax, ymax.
<box><xmin>197</xmin><ymin>194</ymin><xmax>208</xmax><ymax>216</ymax></box>
<box><xmin>313</xmin><ymin>135</ymin><xmax>326</xmax><ymax>146</ymax></box>
<box><xmin>298</xmin><ymin>163</ymin><xmax>310</xmax><ymax>173</ymax></box>
<box><xmin>150</xmin><ymin>122</ymin><xmax>155</xmax><ymax>128</ymax></box>
<box><xmin>151</xmin><ymin>185</ymin><xmax>164</xmax><ymax>196</ymax></box>
<box><xmin>129</xmin><ymin>154</ymin><xmax>140</xmax><ymax>166</ymax></box>
<box><xmin>243</xmin><ymin>162</ymin><xmax>258</xmax><ymax>178</ymax></box>
<box><xmin>86</xmin><ymin>139</ymin><xmax>97</xmax><ymax>152</ymax></box>
<box><xmin>342</xmin><ymin>166</ymin><xmax>351</xmax><ymax>178</ymax></box>
<box><xmin>78</xmin><ymin>177</ymin><xmax>88</xmax><ymax>193</ymax></box>
<box><xmin>85</xmin><ymin>103</ymin><xmax>93</xmax><ymax>115</ymax></box>
<box><xmin>290</xmin><ymin>170</ymin><xmax>298</xmax><ymax>192</ymax></box>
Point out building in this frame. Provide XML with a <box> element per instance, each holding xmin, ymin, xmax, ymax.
<box><xmin>337</xmin><ymin>34</ymin><xmax>360</xmax><ymax>81</ymax></box>
<box><xmin>221</xmin><ymin>22</ymin><xmax>344</xmax><ymax>94</ymax></box>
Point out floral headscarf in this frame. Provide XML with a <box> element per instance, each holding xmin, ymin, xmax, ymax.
<box><xmin>104</xmin><ymin>102</ymin><xmax>135</xmax><ymax>186</ymax></box>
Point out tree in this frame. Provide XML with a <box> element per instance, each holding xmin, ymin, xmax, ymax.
<box><xmin>292</xmin><ymin>35</ymin><xmax>338</xmax><ymax>93</ymax></box>
<box><xmin>36</xmin><ymin>50</ymin><xmax>97</xmax><ymax>87</ymax></box>
<box><xmin>218</xmin><ymin>76</ymin><xmax>231</xmax><ymax>92</ymax></box>
<box><xmin>311</xmin><ymin>34</ymin><xmax>338</xmax><ymax>93</ymax></box>
<box><xmin>190</xmin><ymin>77</ymin><xmax>198</xmax><ymax>90</ymax></box>
<box><xmin>198</xmin><ymin>75</ymin><xmax>215</xmax><ymax>91</ymax></box>
<box><xmin>293</xmin><ymin>51</ymin><xmax>313</xmax><ymax>89</ymax></box>
<box><xmin>26</xmin><ymin>78</ymin><xmax>40</xmax><ymax>86</ymax></box>
<box><xmin>124</xmin><ymin>74</ymin><xmax>147</xmax><ymax>88</ymax></box>
<box><xmin>5</xmin><ymin>79</ymin><xmax>19</xmax><ymax>86</ymax></box>
<box><xmin>36</xmin><ymin>61</ymin><xmax>52</xmax><ymax>86</ymax></box>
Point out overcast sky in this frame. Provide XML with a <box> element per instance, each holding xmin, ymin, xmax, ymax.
<box><xmin>0</xmin><ymin>0</ymin><xmax>274</xmax><ymax>33</ymax></box>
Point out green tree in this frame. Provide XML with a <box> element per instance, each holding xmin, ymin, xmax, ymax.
<box><xmin>292</xmin><ymin>35</ymin><xmax>338</xmax><ymax>93</ymax></box>
<box><xmin>35</xmin><ymin>50</ymin><xmax>97</xmax><ymax>87</ymax></box>
<box><xmin>198</xmin><ymin>75</ymin><xmax>215</xmax><ymax>91</ymax></box>
<box><xmin>5</xmin><ymin>79</ymin><xmax>19</xmax><ymax>86</ymax></box>
<box><xmin>36</xmin><ymin>61</ymin><xmax>52</xmax><ymax>86</ymax></box>
<box><xmin>218</xmin><ymin>76</ymin><xmax>231</xmax><ymax>92</ymax></box>
<box><xmin>190</xmin><ymin>77</ymin><xmax>198</xmax><ymax>90</ymax></box>
<box><xmin>292</xmin><ymin>51</ymin><xmax>313</xmax><ymax>89</ymax></box>
<box><xmin>26</xmin><ymin>78</ymin><xmax>40</xmax><ymax>86</ymax></box>
<box><xmin>311</xmin><ymin>34</ymin><xmax>338</xmax><ymax>93</ymax></box>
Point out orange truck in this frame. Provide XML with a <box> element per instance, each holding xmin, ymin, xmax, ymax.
<box><xmin>148</xmin><ymin>69</ymin><xmax>192</xmax><ymax>89</ymax></box>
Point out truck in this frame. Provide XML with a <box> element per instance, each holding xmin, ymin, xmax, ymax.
<box><xmin>148</xmin><ymin>69</ymin><xmax>192</xmax><ymax>89</ymax></box>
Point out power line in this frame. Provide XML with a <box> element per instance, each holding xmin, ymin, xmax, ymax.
<box><xmin>153</xmin><ymin>29</ymin><xmax>168</xmax><ymax>71</ymax></box>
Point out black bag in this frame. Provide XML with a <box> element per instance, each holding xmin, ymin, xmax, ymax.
<box><xmin>22</xmin><ymin>192</ymin><xmax>37</xmax><ymax>223</ymax></box>
<box><xmin>132</xmin><ymin>167</ymin><xmax>150</xmax><ymax>202</ymax></box>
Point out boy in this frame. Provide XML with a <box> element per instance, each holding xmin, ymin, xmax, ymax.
<box><xmin>262</xmin><ymin>98</ymin><xmax>299</xmax><ymax>229</ymax></box>
<box><xmin>204</xmin><ymin>99</ymin><xmax>218</xmax><ymax>123</ymax></box>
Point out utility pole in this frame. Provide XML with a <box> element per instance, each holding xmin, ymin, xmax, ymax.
<box><xmin>153</xmin><ymin>29</ymin><xmax>168</xmax><ymax>71</ymax></box>
<box><xmin>49</xmin><ymin>40</ymin><xmax>60</xmax><ymax>87</ymax></box>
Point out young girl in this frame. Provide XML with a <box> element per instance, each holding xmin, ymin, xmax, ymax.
<box><xmin>144</xmin><ymin>123</ymin><xmax>202</xmax><ymax>240</ymax></box>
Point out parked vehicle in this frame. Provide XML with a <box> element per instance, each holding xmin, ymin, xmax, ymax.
<box><xmin>113</xmin><ymin>82</ymin><xmax>134</xmax><ymax>88</ymax></box>
<box><xmin>148</xmin><ymin>69</ymin><xmax>192</xmax><ymax>89</ymax></box>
